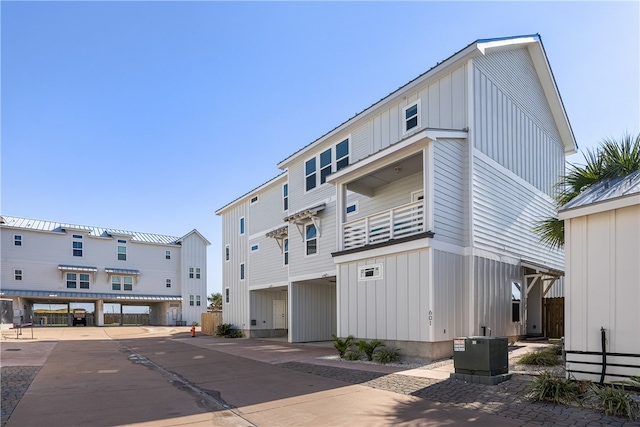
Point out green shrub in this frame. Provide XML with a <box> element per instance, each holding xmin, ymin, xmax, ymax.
<box><xmin>528</xmin><ymin>371</ymin><xmax>589</xmax><ymax>405</ymax></box>
<box><xmin>373</xmin><ymin>347</ymin><xmax>400</xmax><ymax>364</ymax></box>
<box><xmin>332</xmin><ymin>334</ymin><xmax>355</xmax><ymax>358</ymax></box>
<box><xmin>517</xmin><ymin>349</ymin><xmax>561</xmax><ymax>366</ymax></box>
<box><xmin>344</xmin><ymin>349</ymin><xmax>361</xmax><ymax>361</ymax></box>
<box><xmin>191</xmin><ymin>321</ymin><xmax>200</xmax><ymax>327</ymax></box>
<box><xmin>357</xmin><ymin>339</ymin><xmax>385</xmax><ymax>361</ymax></box>
<box><xmin>592</xmin><ymin>384</ymin><xmax>640</xmax><ymax>420</ymax></box>
<box><xmin>215</xmin><ymin>323</ymin><xmax>243</xmax><ymax>338</ymax></box>
<box><xmin>546</xmin><ymin>344</ymin><xmax>563</xmax><ymax>356</ymax></box>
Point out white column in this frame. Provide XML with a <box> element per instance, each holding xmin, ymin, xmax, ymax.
<box><xmin>95</xmin><ymin>300</ymin><xmax>104</xmax><ymax>326</ymax></box>
<box><xmin>336</xmin><ymin>183</ymin><xmax>347</xmax><ymax>251</ymax></box>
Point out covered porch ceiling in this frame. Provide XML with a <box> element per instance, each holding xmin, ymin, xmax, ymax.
<box><xmin>346</xmin><ymin>152</ymin><xmax>423</xmax><ymax>196</ymax></box>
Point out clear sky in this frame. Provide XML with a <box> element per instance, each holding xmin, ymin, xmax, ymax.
<box><xmin>2</xmin><ymin>1</ymin><xmax>639</xmax><ymax>298</ymax></box>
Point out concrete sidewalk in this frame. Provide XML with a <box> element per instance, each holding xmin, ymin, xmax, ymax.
<box><xmin>1</xmin><ymin>326</ymin><xmax>635</xmax><ymax>426</ymax></box>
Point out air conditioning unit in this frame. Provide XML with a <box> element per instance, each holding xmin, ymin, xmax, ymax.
<box><xmin>453</xmin><ymin>336</ymin><xmax>508</xmax><ymax>376</ymax></box>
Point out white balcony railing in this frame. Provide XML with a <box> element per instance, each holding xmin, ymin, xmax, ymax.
<box><xmin>342</xmin><ymin>201</ymin><xmax>424</xmax><ymax>250</ymax></box>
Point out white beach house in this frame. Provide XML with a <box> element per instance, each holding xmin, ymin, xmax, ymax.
<box><xmin>0</xmin><ymin>215</ymin><xmax>210</xmax><ymax>326</ymax></box>
<box><xmin>216</xmin><ymin>34</ymin><xmax>576</xmax><ymax>359</ymax></box>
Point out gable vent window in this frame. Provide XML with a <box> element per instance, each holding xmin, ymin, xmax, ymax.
<box><xmin>250</xmin><ymin>195</ymin><xmax>259</xmax><ymax>204</ymax></box>
<box><xmin>358</xmin><ymin>264</ymin><xmax>383</xmax><ymax>281</ymax></box>
<box><xmin>403</xmin><ymin>100</ymin><xmax>421</xmax><ymax>134</ymax></box>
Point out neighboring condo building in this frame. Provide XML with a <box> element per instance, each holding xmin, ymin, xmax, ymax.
<box><xmin>0</xmin><ymin>215</ymin><xmax>210</xmax><ymax>326</ymax></box>
<box><xmin>216</xmin><ymin>34</ymin><xmax>576</xmax><ymax>359</ymax></box>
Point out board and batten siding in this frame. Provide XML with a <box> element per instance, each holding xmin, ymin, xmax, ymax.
<box><xmin>432</xmin><ymin>250</ymin><xmax>467</xmax><ymax>341</ymax></box>
<box><xmin>290</xmin><ymin>281</ymin><xmax>336</xmax><ymax>342</ymax></box>
<box><xmin>250</xmin><ymin>290</ymin><xmax>288</xmax><ymax>330</ymax></box>
<box><xmin>433</xmin><ymin>139</ymin><xmax>467</xmax><ymax>246</ymax></box>
<box><xmin>472</xmin><ymin>49</ymin><xmax>564</xmax><ymax>197</ymax></box>
<box><xmin>179</xmin><ymin>233</ymin><xmax>208</xmax><ymax>324</ymax></box>
<box><xmin>337</xmin><ymin>249</ymin><xmax>431</xmax><ymax>342</ymax></box>
<box><xmin>221</xmin><ymin>202</ymin><xmax>249</xmax><ymax>330</ymax></box>
<box><xmin>473</xmin><ymin>256</ymin><xmax>524</xmax><ymax>338</ymax></box>
<box><xmin>473</xmin><ymin>150</ymin><xmax>564</xmax><ymax>270</ymax></box>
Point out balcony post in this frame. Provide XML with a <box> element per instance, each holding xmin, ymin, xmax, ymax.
<box><xmin>336</xmin><ymin>183</ymin><xmax>346</xmax><ymax>251</ymax></box>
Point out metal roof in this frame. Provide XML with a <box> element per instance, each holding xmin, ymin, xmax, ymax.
<box><xmin>105</xmin><ymin>268</ymin><xmax>141</xmax><ymax>275</ymax></box>
<box><xmin>0</xmin><ymin>289</ymin><xmax>183</xmax><ymax>302</ymax></box>
<box><xmin>561</xmin><ymin>170</ymin><xmax>640</xmax><ymax>211</ymax></box>
<box><xmin>0</xmin><ymin>215</ymin><xmax>182</xmax><ymax>245</ymax></box>
<box><xmin>58</xmin><ymin>265</ymin><xmax>98</xmax><ymax>272</ymax></box>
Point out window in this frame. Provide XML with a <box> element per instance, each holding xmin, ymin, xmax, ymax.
<box><xmin>165</xmin><ymin>250</ymin><xmax>171</xmax><ymax>260</ymax></box>
<box><xmin>251</xmin><ymin>244</ymin><xmax>259</xmax><ymax>252</ymax></box>
<box><xmin>225</xmin><ymin>288</ymin><xmax>230</xmax><ymax>303</ymax></box>
<box><xmin>225</xmin><ymin>245</ymin><xmax>230</xmax><ymax>261</ymax></box>
<box><xmin>189</xmin><ymin>267</ymin><xmax>194</xmax><ymax>279</ymax></box>
<box><xmin>240</xmin><ymin>263</ymin><xmax>245</xmax><ymax>280</ymax></box>
<box><xmin>15</xmin><ymin>269</ymin><xmax>22</xmax><ymax>280</ymax></box>
<box><xmin>117</xmin><ymin>240</ymin><xmax>127</xmax><ymax>261</ymax></box>
<box><xmin>304</xmin><ymin>138</ymin><xmax>350</xmax><ymax>191</ymax></box>
<box><xmin>283</xmin><ymin>238</ymin><xmax>289</xmax><ymax>266</ymax></box>
<box><xmin>73</xmin><ymin>235</ymin><xmax>83</xmax><ymax>257</ymax></box>
<box><xmin>305</xmin><ymin>223</ymin><xmax>317</xmax><ymax>255</ymax></box>
<box><xmin>79</xmin><ymin>274</ymin><xmax>90</xmax><ymax>289</ymax></box>
<box><xmin>335</xmin><ymin>138</ymin><xmax>349</xmax><ymax>171</ymax></box>
<box><xmin>189</xmin><ymin>295</ymin><xmax>194</xmax><ymax>306</ymax></box>
<box><xmin>358</xmin><ymin>264</ymin><xmax>383</xmax><ymax>281</ymax></box>
<box><xmin>283</xmin><ymin>184</ymin><xmax>288</xmax><ymax>211</ymax></box>
<box><xmin>196</xmin><ymin>295</ymin><xmax>201</xmax><ymax>306</ymax></box>
<box><xmin>166</xmin><ymin>279</ymin><xmax>172</xmax><ymax>288</ymax></box>
<box><xmin>403</xmin><ymin>101</ymin><xmax>420</xmax><ymax>133</ymax></box>
<box><xmin>320</xmin><ymin>148</ymin><xmax>332</xmax><ymax>184</ymax></box>
<box><xmin>511</xmin><ymin>281</ymin><xmax>522</xmax><ymax>323</ymax></box>
<box><xmin>239</xmin><ymin>217</ymin><xmax>245</xmax><ymax>235</ymax></box>
<box><xmin>346</xmin><ymin>202</ymin><xmax>358</xmax><ymax>215</ymax></box>
<box><xmin>305</xmin><ymin>158</ymin><xmax>316</xmax><ymax>191</ymax></box>
<box><xmin>14</xmin><ymin>235</ymin><xmax>22</xmax><ymax>246</ymax></box>
<box><xmin>111</xmin><ymin>276</ymin><xmax>133</xmax><ymax>291</ymax></box>
<box><xmin>67</xmin><ymin>273</ymin><xmax>77</xmax><ymax>288</ymax></box>
<box><xmin>250</xmin><ymin>195</ymin><xmax>259</xmax><ymax>204</ymax></box>
<box><xmin>195</xmin><ymin>268</ymin><xmax>201</xmax><ymax>279</ymax></box>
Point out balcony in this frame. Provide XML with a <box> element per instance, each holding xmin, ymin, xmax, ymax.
<box><xmin>342</xmin><ymin>201</ymin><xmax>425</xmax><ymax>250</ymax></box>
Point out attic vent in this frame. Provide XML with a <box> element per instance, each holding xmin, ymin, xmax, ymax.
<box><xmin>358</xmin><ymin>264</ymin><xmax>383</xmax><ymax>281</ymax></box>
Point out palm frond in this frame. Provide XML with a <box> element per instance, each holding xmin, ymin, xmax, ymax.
<box><xmin>533</xmin><ymin>217</ymin><xmax>564</xmax><ymax>250</ymax></box>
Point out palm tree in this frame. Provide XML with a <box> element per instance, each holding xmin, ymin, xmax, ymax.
<box><xmin>207</xmin><ymin>292</ymin><xmax>223</xmax><ymax>311</ymax></box>
<box><xmin>535</xmin><ymin>133</ymin><xmax>640</xmax><ymax>249</ymax></box>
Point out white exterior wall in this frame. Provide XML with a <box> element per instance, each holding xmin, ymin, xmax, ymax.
<box><xmin>564</xmin><ymin>204</ymin><xmax>640</xmax><ymax>383</ymax></box>
<box><xmin>433</xmin><ymin>139</ymin><xmax>467</xmax><ymax>246</ymax></box>
<box><xmin>249</xmin><ymin>290</ymin><xmax>288</xmax><ymax>331</ymax></box>
<box><xmin>179</xmin><ymin>232</ymin><xmax>208</xmax><ymax>325</ymax></box>
<box><xmin>221</xmin><ymin>201</ymin><xmax>249</xmax><ymax>330</ymax></box>
<box><xmin>290</xmin><ymin>280</ymin><xmax>336</xmax><ymax>342</ymax></box>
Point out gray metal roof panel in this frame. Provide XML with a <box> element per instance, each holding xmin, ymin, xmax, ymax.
<box><xmin>0</xmin><ymin>289</ymin><xmax>183</xmax><ymax>301</ymax></box>
<box><xmin>561</xmin><ymin>170</ymin><xmax>640</xmax><ymax>211</ymax></box>
<box><xmin>0</xmin><ymin>215</ymin><xmax>183</xmax><ymax>245</ymax></box>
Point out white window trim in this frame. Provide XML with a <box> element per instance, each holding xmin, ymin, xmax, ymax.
<box><xmin>111</xmin><ymin>275</ymin><xmax>135</xmax><ymax>291</ymax></box>
<box><xmin>358</xmin><ymin>264</ymin><xmax>383</xmax><ymax>281</ymax></box>
<box><xmin>304</xmin><ymin>222</ymin><xmax>318</xmax><ymax>257</ymax></box>
<box><xmin>304</xmin><ymin>136</ymin><xmax>351</xmax><ymax>193</ymax></box>
<box><xmin>346</xmin><ymin>201</ymin><xmax>359</xmax><ymax>216</ymax></box>
<box><xmin>402</xmin><ymin>100</ymin><xmax>421</xmax><ymax>135</ymax></box>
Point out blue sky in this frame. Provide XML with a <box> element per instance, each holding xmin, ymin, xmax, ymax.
<box><xmin>2</xmin><ymin>1</ymin><xmax>639</xmax><ymax>297</ymax></box>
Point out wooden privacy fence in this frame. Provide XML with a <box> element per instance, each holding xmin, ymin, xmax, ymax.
<box><xmin>200</xmin><ymin>311</ymin><xmax>223</xmax><ymax>335</ymax></box>
<box><xmin>544</xmin><ymin>297</ymin><xmax>564</xmax><ymax>339</ymax></box>
<box><xmin>33</xmin><ymin>313</ymin><xmax>149</xmax><ymax>326</ymax></box>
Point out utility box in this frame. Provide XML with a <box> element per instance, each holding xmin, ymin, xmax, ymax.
<box><xmin>453</xmin><ymin>337</ymin><xmax>508</xmax><ymax>376</ymax></box>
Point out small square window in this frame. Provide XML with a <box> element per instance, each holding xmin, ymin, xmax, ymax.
<box><xmin>346</xmin><ymin>203</ymin><xmax>357</xmax><ymax>215</ymax></box>
<box><xmin>251</xmin><ymin>244</ymin><xmax>259</xmax><ymax>252</ymax></box>
<box><xmin>14</xmin><ymin>235</ymin><xmax>22</xmax><ymax>246</ymax></box>
<box><xmin>165</xmin><ymin>250</ymin><xmax>171</xmax><ymax>260</ymax></box>
<box><xmin>166</xmin><ymin>279</ymin><xmax>172</xmax><ymax>288</ymax></box>
<box><xmin>15</xmin><ymin>269</ymin><xmax>23</xmax><ymax>280</ymax></box>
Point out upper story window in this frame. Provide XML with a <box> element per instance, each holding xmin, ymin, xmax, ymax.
<box><xmin>305</xmin><ymin>223</ymin><xmax>317</xmax><ymax>256</ymax></box>
<box><xmin>189</xmin><ymin>267</ymin><xmax>194</xmax><ymax>278</ymax></box>
<box><xmin>14</xmin><ymin>235</ymin><xmax>22</xmax><ymax>246</ymax></box>
<box><xmin>240</xmin><ymin>263</ymin><xmax>245</xmax><ymax>280</ymax></box>
<box><xmin>14</xmin><ymin>269</ymin><xmax>22</xmax><ymax>280</ymax></box>
<box><xmin>67</xmin><ymin>273</ymin><xmax>90</xmax><ymax>289</ymax></box>
<box><xmin>166</xmin><ymin>278</ymin><xmax>172</xmax><ymax>288</ymax></box>
<box><xmin>283</xmin><ymin>238</ymin><xmax>289</xmax><ymax>265</ymax></box>
<box><xmin>250</xmin><ymin>195</ymin><xmax>259</xmax><ymax>204</ymax></box>
<box><xmin>283</xmin><ymin>183</ymin><xmax>288</xmax><ymax>211</ymax></box>
<box><xmin>346</xmin><ymin>202</ymin><xmax>358</xmax><ymax>215</ymax></box>
<box><xmin>73</xmin><ymin>235</ymin><xmax>83</xmax><ymax>257</ymax></box>
<box><xmin>196</xmin><ymin>295</ymin><xmax>201</xmax><ymax>306</ymax></box>
<box><xmin>111</xmin><ymin>275</ymin><xmax>133</xmax><ymax>291</ymax></box>
<box><xmin>239</xmin><ymin>217</ymin><xmax>245</xmax><ymax>235</ymax></box>
<box><xmin>225</xmin><ymin>288</ymin><xmax>230</xmax><ymax>303</ymax></box>
<box><xmin>117</xmin><ymin>240</ymin><xmax>127</xmax><ymax>261</ymax></box>
<box><xmin>251</xmin><ymin>244</ymin><xmax>259</xmax><ymax>252</ymax></box>
<box><xmin>304</xmin><ymin>137</ymin><xmax>350</xmax><ymax>192</ymax></box>
<box><xmin>225</xmin><ymin>244</ymin><xmax>230</xmax><ymax>261</ymax></box>
<box><xmin>165</xmin><ymin>250</ymin><xmax>171</xmax><ymax>260</ymax></box>
<box><xmin>189</xmin><ymin>295</ymin><xmax>195</xmax><ymax>306</ymax></box>
<box><xmin>196</xmin><ymin>267</ymin><xmax>201</xmax><ymax>279</ymax></box>
<box><xmin>403</xmin><ymin>100</ymin><xmax>421</xmax><ymax>134</ymax></box>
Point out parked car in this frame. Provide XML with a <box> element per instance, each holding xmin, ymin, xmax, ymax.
<box><xmin>72</xmin><ymin>310</ymin><xmax>86</xmax><ymax>326</ymax></box>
